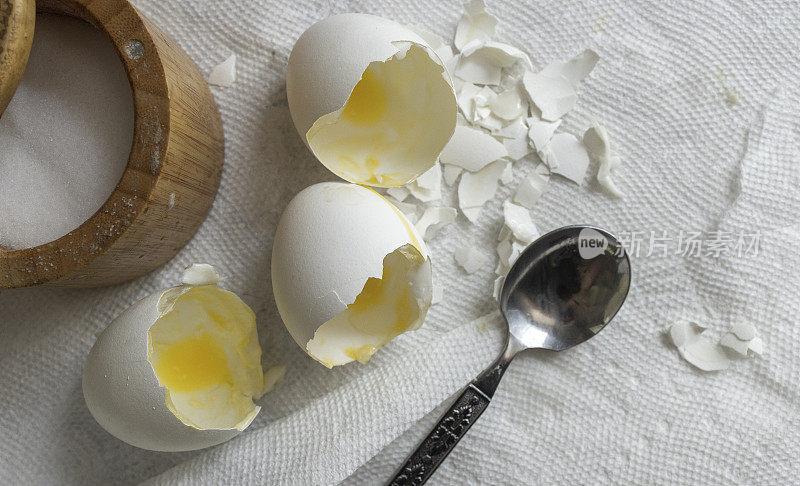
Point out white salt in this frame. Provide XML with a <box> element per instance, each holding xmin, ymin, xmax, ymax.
<box><xmin>0</xmin><ymin>15</ymin><xmax>134</xmax><ymax>249</ymax></box>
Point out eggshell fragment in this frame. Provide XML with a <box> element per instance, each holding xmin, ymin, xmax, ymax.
<box><xmin>548</xmin><ymin>133</ymin><xmax>591</xmax><ymax>184</ymax></box>
<box><xmin>287</xmin><ymin>14</ymin><xmax>456</xmax><ymax>187</ymax></box>
<box><xmin>513</xmin><ymin>164</ymin><xmax>550</xmax><ymax>208</ymax></box>
<box><xmin>732</xmin><ymin>321</ymin><xmax>757</xmax><ymax>341</ymax></box>
<box><xmin>406</xmin><ymin>163</ymin><xmax>442</xmax><ymax>202</ymax></box>
<box><xmin>503</xmin><ymin>200</ymin><xmax>538</xmax><ymax>244</ymax></box>
<box><xmin>442</xmin><ymin>164</ymin><xmax>464</xmax><ymax>185</ymax></box>
<box><xmin>669</xmin><ymin>321</ymin><xmax>730</xmax><ymax>371</ymax></box>
<box><xmin>454</xmin><ymin>0</ymin><xmax>497</xmax><ymax>51</ymax></box>
<box><xmin>181</xmin><ymin>263</ymin><xmax>220</xmax><ymax>286</ymax></box>
<box><xmin>440</xmin><ymin>125</ymin><xmax>508</xmax><ymax>172</ymax></box>
<box><xmin>458</xmin><ymin>158</ymin><xmax>510</xmax><ymax>223</ymax></box>
<box><xmin>415</xmin><ymin>206</ymin><xmax>457</xmax><ymax>239</ymax></box>
<box><xmin>208</xmin><ymin>54</ymin><xmax>236</xmax><ymax>87</ymax></box>
<box><xmin>584</xmin><ymin>124</ymin><xmax>624</xmax><ymax>198</ymax></box>
<box><xmin>271</xmin><ymin>182</ymin><xmax>431</xmax><ymax>368</ymax></box>
<box><xmin>456</xmin><ymin>54</ymin><xmax>502</xmax><ymax>85</ymax></box>
<box><xmin>522</xmin><ymin>50</ymin><xmax>598</xmax><ymax>121</ymax></box>
<box><xmin>527</xmin><ymin>116</ymin><xmax>561</xmax><ymax>152</ymax></box>
<box><xmin>460</xmin><ymin>41</ymin><xmax>532</xmax><ymax>70</ymax></box>
<box><xmin>454</xmin><ymin>244</ymin><xmax>490</xmax><ymax>274</ymax></box>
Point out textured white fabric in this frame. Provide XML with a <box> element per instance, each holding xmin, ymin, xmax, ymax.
<box><xmin>1</xmin><ymin>0</ymin><xmax>799</xmax><ymax>484</ymax></box>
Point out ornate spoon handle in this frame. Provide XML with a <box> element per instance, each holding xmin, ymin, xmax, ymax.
<box><xmin>388</xmin><ymin>346</ymin><xmax>514</xmax><ymax>486</ymax></box>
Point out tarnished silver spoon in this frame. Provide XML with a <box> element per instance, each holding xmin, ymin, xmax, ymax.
<box><xmin>390</xmin><ymin>225</ymin><xmax>631</xmax><ymax>485</ymax></box>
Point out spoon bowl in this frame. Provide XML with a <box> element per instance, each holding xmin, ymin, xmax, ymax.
<box><xmin>501</xmin><ymin>225</ymin><xmax>631</xmax><ymax>351</ymax></box>
<box><xmin>390</xmin><ymin>225</ymin><xmax>631</xmax><ymax>485</ymax></box>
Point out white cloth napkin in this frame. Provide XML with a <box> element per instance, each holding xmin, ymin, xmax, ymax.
<box><xmin>1</xmin><ymin>0</ymin><xmax>798</xmax><ymax>484</ymax></box>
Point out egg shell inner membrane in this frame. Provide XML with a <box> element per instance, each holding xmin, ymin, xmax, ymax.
<box><xmin>271</xmin><ymin>183</ymin><xmax>429</xmax><ymax>356</ymax></box>
<box><xmin>306</xmin><ymin>43</ymin><xmax>456</xmax><ymax>187</ymax></box>
<box><xmin>307</xmin><ymin>243</ymin><xmax>432</xmax><ymax>368</ymax></box>
<box><xmin>147</xmin><ymin>285</ymin><xmax>266</xmax><ymax>430</ymax></box>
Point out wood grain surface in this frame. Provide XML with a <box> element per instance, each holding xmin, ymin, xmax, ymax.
<box><xmin>0</xmin><ymin>0</ymin><xmax>35</xmax><ymax>116</ymax></box>
<box><xmin>0</xmin><ymin>0</ymin><xmax>224</xmax><ymax>288</ymax></box>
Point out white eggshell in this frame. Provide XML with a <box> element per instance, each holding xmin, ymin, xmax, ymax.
<box><xmin>271</xmin><ymin>182</ymin><xmax>427</xmax><ymax>350</ymax></box>
<box><xmin>286</xmin><ymin>13</ymin><xmax>427</xmax><ymax>143</ymax></box>
<box><xmin>82</xmin><ymin>292</ymin><xmax>240</xmax><ymax>452</ymax></box>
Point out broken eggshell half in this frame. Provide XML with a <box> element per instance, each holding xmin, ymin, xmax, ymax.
<box><xmin>286</xmin><ymin>13</ymin><xmax>457</xmax><ymax>187</ymax></box>
<box><xmin>82</xmin><ymin>265</ymin><xmax>282</xmax><ymax>452</ymax></box>
<box><xmin>271</xmin><ymin>182</ymin><xmax>432</xmax><ymax>368</ymax></box>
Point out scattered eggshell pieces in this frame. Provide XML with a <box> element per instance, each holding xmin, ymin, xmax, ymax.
<box><xmin>720</xmin><ymin>322</ymin><xmax>763</xmax><ymax>357</ymax></box>
<box><xmin>461</xmin><ymin>41</ymin><xmax>532</xmax><ymax>70</ymax></box>
<box><xmin>440</xmin><ymin>125</ymin><xmax>508</xmax><ymax>172</ymax></box>
<box><xmin>503</xmin><ymin>131</ymin><xmax>532</xmax><ymax>161</ymax></box>
<box><xmin>732</xmin><ymin>321</ymin><xmax>757</xmax><ymax>341</ymax></box>
<box><xmin>502</xmin><ymin>200</ymin><xmax>538</xmax><ymax>244</ymax></box>
<box><xmin>584</xmin><ymin>124</ymin><xmax>624</xmax><ymax>198</ymax></box>
<box><xmin>415</xmin><ymin>206</ymin><xmax>457</xmax><ymax>239</ymax></box>
<box><xmin>442</xmin><ymin>164</ymin><xmax>463</xmax><ymax>185</ymax></box>
<box><xmin>454</xmin><ymin>244</ymin><xmax>490</xmax><ymax>274</ymax></box>
<box><xmin>500</xmin><ymin>161</ymin><xmax>514</xmax><ymax>185</ymax></box>
<box><xmin>548</xmin><ymin>133</ymin><xmax>591</xmax><ymax>184</ymax></box>
<box><xmin>522</xmin><ymin>49</ymin><xmax>598</xmax><ymax>121</ymax></box>
<box><xmin>458</xmin><ymin>159</ymin><xmax>510</xmax><ymax>223</ymax></box>
<box><xmin>492</xmin><ymin>276</ymin><xmax>504</xmax><ymax>301</ymax></box>
<box><xmin>384</xmin><ymin>196</ymin><xmax>419</xmax><ymax>224</ymax></box>
<box><xmin>527</xmin><ymin>116</ymin><xmax>561</xmax><ymax>152</ymax></box>
<box><xmin>541</xmin><ymin>49</ymin><xmax>600</xmax><ymax>85</ymax></box>
<box><xmin>208</xmin><ymin>54</ymin><xmax>237</xmax><ymax>87</ymax></box>
<box><xmin>181</xmin><ymin>263</ymin><xmax>221</xmax><ymax>286</ymax></box>
<box><xmin>669</xmin><ymin>321</ymin><xmax>730</xmax><ymax>371</ymax></box>
<box><xmin>456</xmin><ymin>54</ymin><xmax>502</xmax><ymax>85</ymax></box>
<box><xmin>454</xmin><ymin>0</ymin><xmax>497</xmax><ymax>51</ymax></box>
<box><xmin>489</xmin><ymin>89</ymin><xmax>525</xmax><ymax>120</ymax></box>
<box><xmin>407</xmin><ymin>163</ymin><xmax>442</xmax><ymax>202</ymax></box>
<box><xmin>719</xmin><ymin>333</ymin><xmax>750</xmax><ymax>356</ymax></box>
<box><xmin>513</xmin><ymin>164</ymin><xmax>550</xmax><ymax>208</ymax></box>
<box><xmin>386</xmin><ymin>186</ymin><xmax>410</xmax><ymax>202</ymax></box>
<box><xmin>495</xmin><ymin>117</ymin><xmax>527</xmax><ymax>139</ymax></box>
<box><xmin>522</xmin><ymin>72</ymin><xmax>576</xmax><ymax>122</ymax></box>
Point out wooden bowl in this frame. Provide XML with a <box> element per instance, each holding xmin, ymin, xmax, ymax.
<box><xmin>0</xmin><ymin>0</ymin><xmax>224</xmax><ymax>288</ymax></box>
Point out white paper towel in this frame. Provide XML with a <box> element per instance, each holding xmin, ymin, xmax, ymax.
<box><xmin>1</xmin><ymin>0</ymin><xmax>798</xmax><ymax>484</ymax></box>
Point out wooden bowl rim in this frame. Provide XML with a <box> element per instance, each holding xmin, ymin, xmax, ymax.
<box><xmin>1</xmin><ymin>0</ymin><xmax>168</xmax><ymax>285</ymax></box>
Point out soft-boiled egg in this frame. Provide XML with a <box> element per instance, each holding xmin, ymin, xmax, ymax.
<box><xmin>286</xmin><ymin>13</ymin><xmax>457</xmax><ymax>187</ymax></box>
<box><xmin>272</xmin><ymin>182</ymin><xmax>432</xmax><ymax>367</ymax></box>
<box><xmin>82</xmin><ymin>265</ymin><xmax>284</xmax><ymax>452</ymax></box>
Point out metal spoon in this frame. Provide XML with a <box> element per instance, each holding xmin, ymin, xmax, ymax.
<box><xmin>389</xmin><ymin>225</ymin><xmax>631</xmax><ymax>485</ymax></box>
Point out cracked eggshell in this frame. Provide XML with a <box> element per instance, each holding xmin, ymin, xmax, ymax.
<box><xmin>286</xmin><ymin>14</ymin><xmax>456</xmax><ymax>187</ymax></box>
<box><xmin>82</xmin><ymin>292</ymin><xmax>240</xmax><ymax>452</ymax></box>
<box><xmin>271</xmin><ymin>182</ymin><xmax>429</xmax><ymax>358</ymax></box>
<box><xmin>287</xmin><ymin>14</ymin><xmax>426</xmax><ymax>140</ymax></box>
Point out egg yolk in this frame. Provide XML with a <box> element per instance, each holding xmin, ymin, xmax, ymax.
<box><xmin>152</xmin><ymin>334</ymin><xmax>233</xmax><ymax>392</ymax></box>
<box><xmin>305</xmin><ymin>44</ymin><xmax>456</xmax><ymax>187</ymax></box>
<box><xmin>341</xmin><ymin>70</ymin><xmax>387</xmax><ymax>125</ymax></box>
<box><xmin>305</xmin><ymin>244</ymin><xmax>431</xmax><ymax>368</ymax></box>
<box><xmin>347</xmin><ymin>267</ymin><xmax>414</xmax><ymax>336</ymax></box>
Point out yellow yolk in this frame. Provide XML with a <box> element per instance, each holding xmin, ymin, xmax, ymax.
<box><xmin>340</xmin><ymin>70</ymin><xmax>387</xmax><ymax>125</ymax></box>
<box><xmin>305</xmin><ymin>244</ymin><xmax>431</xmax><ymax>368</ymax></box>
<box><xmin>306</xmin><ymin>44</ymin><xmax>456</xmax><ymax>187</ymax></box>
<box><xmin>152</xmin><ymin>334</ymin><xmax>233</xmax><ymax>392</ymax></box>
<box><xmin>347</xmin><ymin>269</ymin><xmax>414</xmax><ymax>336</ymax></box>
<box><xmin>344</xmin><ymin>346</ymin><xmax>379</xmax><ymax>364</ymax></box>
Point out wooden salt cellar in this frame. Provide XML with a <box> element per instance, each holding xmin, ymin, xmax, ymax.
<box><xmin>0</xmin><ymin>0</ymin><xmax>224</xmax><ymax>288</ymax></box>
